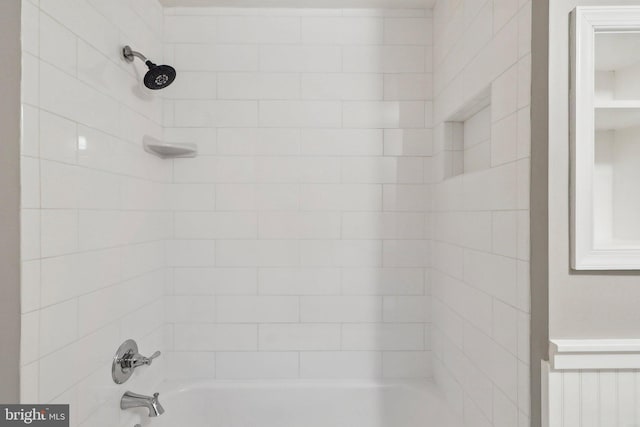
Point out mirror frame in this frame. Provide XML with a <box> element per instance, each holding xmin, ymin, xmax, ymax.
<box><xmin>571</xmin><ymin>6</ymin><xmax>640</xmax><ymax>270</ymax></box>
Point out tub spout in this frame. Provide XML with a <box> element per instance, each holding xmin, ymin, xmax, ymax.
<box><xmin>120</xmin><ymin>391</ymin><xmax>165</xmax><ymax>417</ymax></box>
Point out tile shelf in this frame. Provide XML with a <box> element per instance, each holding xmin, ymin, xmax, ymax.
<box><xmin>143</xmin><ymin>135</ymin><xmax>198</xmax><ymax>159</ymax></box>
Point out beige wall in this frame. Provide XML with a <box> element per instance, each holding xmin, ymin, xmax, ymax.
<box><xmin>548</xmin><ymin>0</ymin><xmax>640</xmax><ymax>341</ymax></box>
<box><xmin>0</xmin><ymin>0</ymin><xmax>22</xmax><ymax>403</ymax></box>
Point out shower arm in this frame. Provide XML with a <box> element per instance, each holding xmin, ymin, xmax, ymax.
<box><xmin>123</xmin><ymin>45</ymin><xmax>149</xmax><ymax>64</ymax></box>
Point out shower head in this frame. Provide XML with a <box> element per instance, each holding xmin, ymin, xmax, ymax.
<box><xmin>143</xmin><ymin>62</ymin><xmax>176</xmax><ymax>90</ymax></box>
<box><xmin>122</xmin><ymin>45</ymin><xmax>176</xmax><ymax>90</ymax></box>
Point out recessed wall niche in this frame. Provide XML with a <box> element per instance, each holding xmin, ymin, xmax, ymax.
<box><xmin>443</xmin><ymin>88</ymin><xmax>492</xmax><ymax>179</ymax></box>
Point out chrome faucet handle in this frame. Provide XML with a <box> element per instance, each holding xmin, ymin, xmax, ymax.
<box><xmin>132</xmin><ymin>351</ymin><xmax>161</xmax><ymax>368</ymax></box>
<box><xmin>112</xmin><ymin>339</ymin><xmax>162</xmax><ymax>384</ymax></box>
<box><xmin>148</xmin><ymin>351</ymin><xmax>161</xmax><ymax>363</ymax></box>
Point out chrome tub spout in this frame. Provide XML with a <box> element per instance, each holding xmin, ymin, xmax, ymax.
<box><xmin>120</xmin><ymin>391</ymin><xmax>164</xmax><ymax>417</ymax></box>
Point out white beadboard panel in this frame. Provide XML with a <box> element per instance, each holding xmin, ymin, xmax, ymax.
<box><xmin>547</xmin><ymin>368</ymin><xmax>640</xmax><ymax>427</ymax></box>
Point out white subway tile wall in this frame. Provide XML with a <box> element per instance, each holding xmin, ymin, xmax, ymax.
<box><xmin>431</xmin><ymin>1</ymin><xmax>531</xmax><ymax>427</ymax></box>
<box><xmin>163</xmin><ymin>7</ymin><xmax>433</xmax><ymax>382</ymax></box>
<box><xmin>19</xmin><ymin>1</ymin><xmax>533</xmax><ymax>426</ymax></box>
<box><xmin>19</xmin><ymin>1</ymin><xmax>169</xmax><ymax>426</ymax></box>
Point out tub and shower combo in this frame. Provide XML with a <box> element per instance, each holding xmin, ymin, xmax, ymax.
<box><xmin>18</xmin><ymin>0</ymin><xmax>531</xmax><ymax>426</ymax></box>
<box><xmin>109</xmin><ymin>40</ymin><xmax>461</xmax><ymax>427</ymax></box>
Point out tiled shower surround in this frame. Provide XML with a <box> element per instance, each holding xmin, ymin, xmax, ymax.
<box><xmin>18</xmin><ymin>1</ymin><xmax>531</xmax><ymax>427</ymax></box>
<box><xmin>430</xmin><ymin>0</ymin><xmax>531</xmax><ymax>426</ymax></box>
<box><xmin>162</xmin><ymin>7</ymin><xmax>433</xmax><ymax>381</ymax></box>
<box><xmin>19</xmin><ymin>0</ymin><xmax>168</xmax><ymax>426</ymax></box>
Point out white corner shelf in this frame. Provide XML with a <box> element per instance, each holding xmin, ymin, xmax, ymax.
<box><xmin>595</xmin><ymin>106</ymin><xmax>640</xmax><ymax>130</ymax></box>
<box><xmin>550</xmin><ymin>339</ymin><xmax>640</xmax><ymax>370</ymax></box>
<box><xmin>143</xmin><ymin>135</ymin><xmax>198</xmax><ymax>159</ymax></box>
<box><xmin>594</xmin><ymin>99</ymin><xmax>640</xmax><ymax>109</ymax></box>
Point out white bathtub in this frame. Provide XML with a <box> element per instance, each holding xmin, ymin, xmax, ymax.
<box><xmin>136</xmin><ymin>380</ymin><xmax>462</xmax><ymax>427</ymax></box>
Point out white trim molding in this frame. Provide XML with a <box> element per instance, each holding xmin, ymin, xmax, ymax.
<box><xmin>571</xmin><ymin>6</ymin><xmax>640</xmax><ymax>270</ymax></box>
<box><xmin>546</xmin><ymin>341</ymin><xmax>640</xmax><ymax>426</ymax></box>
<box><xmin>550</xmin><ymin>339</ymin><xmax>640</xmax><ymax>370</ymax></box>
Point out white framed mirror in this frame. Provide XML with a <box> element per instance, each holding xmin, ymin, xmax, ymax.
<box><xmin>571</xmin><ymin>6</ymin><xmax>640</xmax><ymax>269</ymax></box>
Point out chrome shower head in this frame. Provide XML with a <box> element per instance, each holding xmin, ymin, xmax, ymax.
<box><xmin>122</xmin><ymin>45</ymin><xmax>176</xmax><ymax>90</ymax></box>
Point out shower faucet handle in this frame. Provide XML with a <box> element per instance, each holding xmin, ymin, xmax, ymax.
<box><xmin>131</xmin><ymin>350</ymin><xmax>161</xmax><ymax>368</ymax></box>
<box><xmin>133</xmin><ymin>351</ymin><xmax>162</xmax><ymax>368</ymax></box>
<box><xmin>112</xmin><ymin>339</ymin><xmax>162</xmax><ymax>384</ymax></box>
